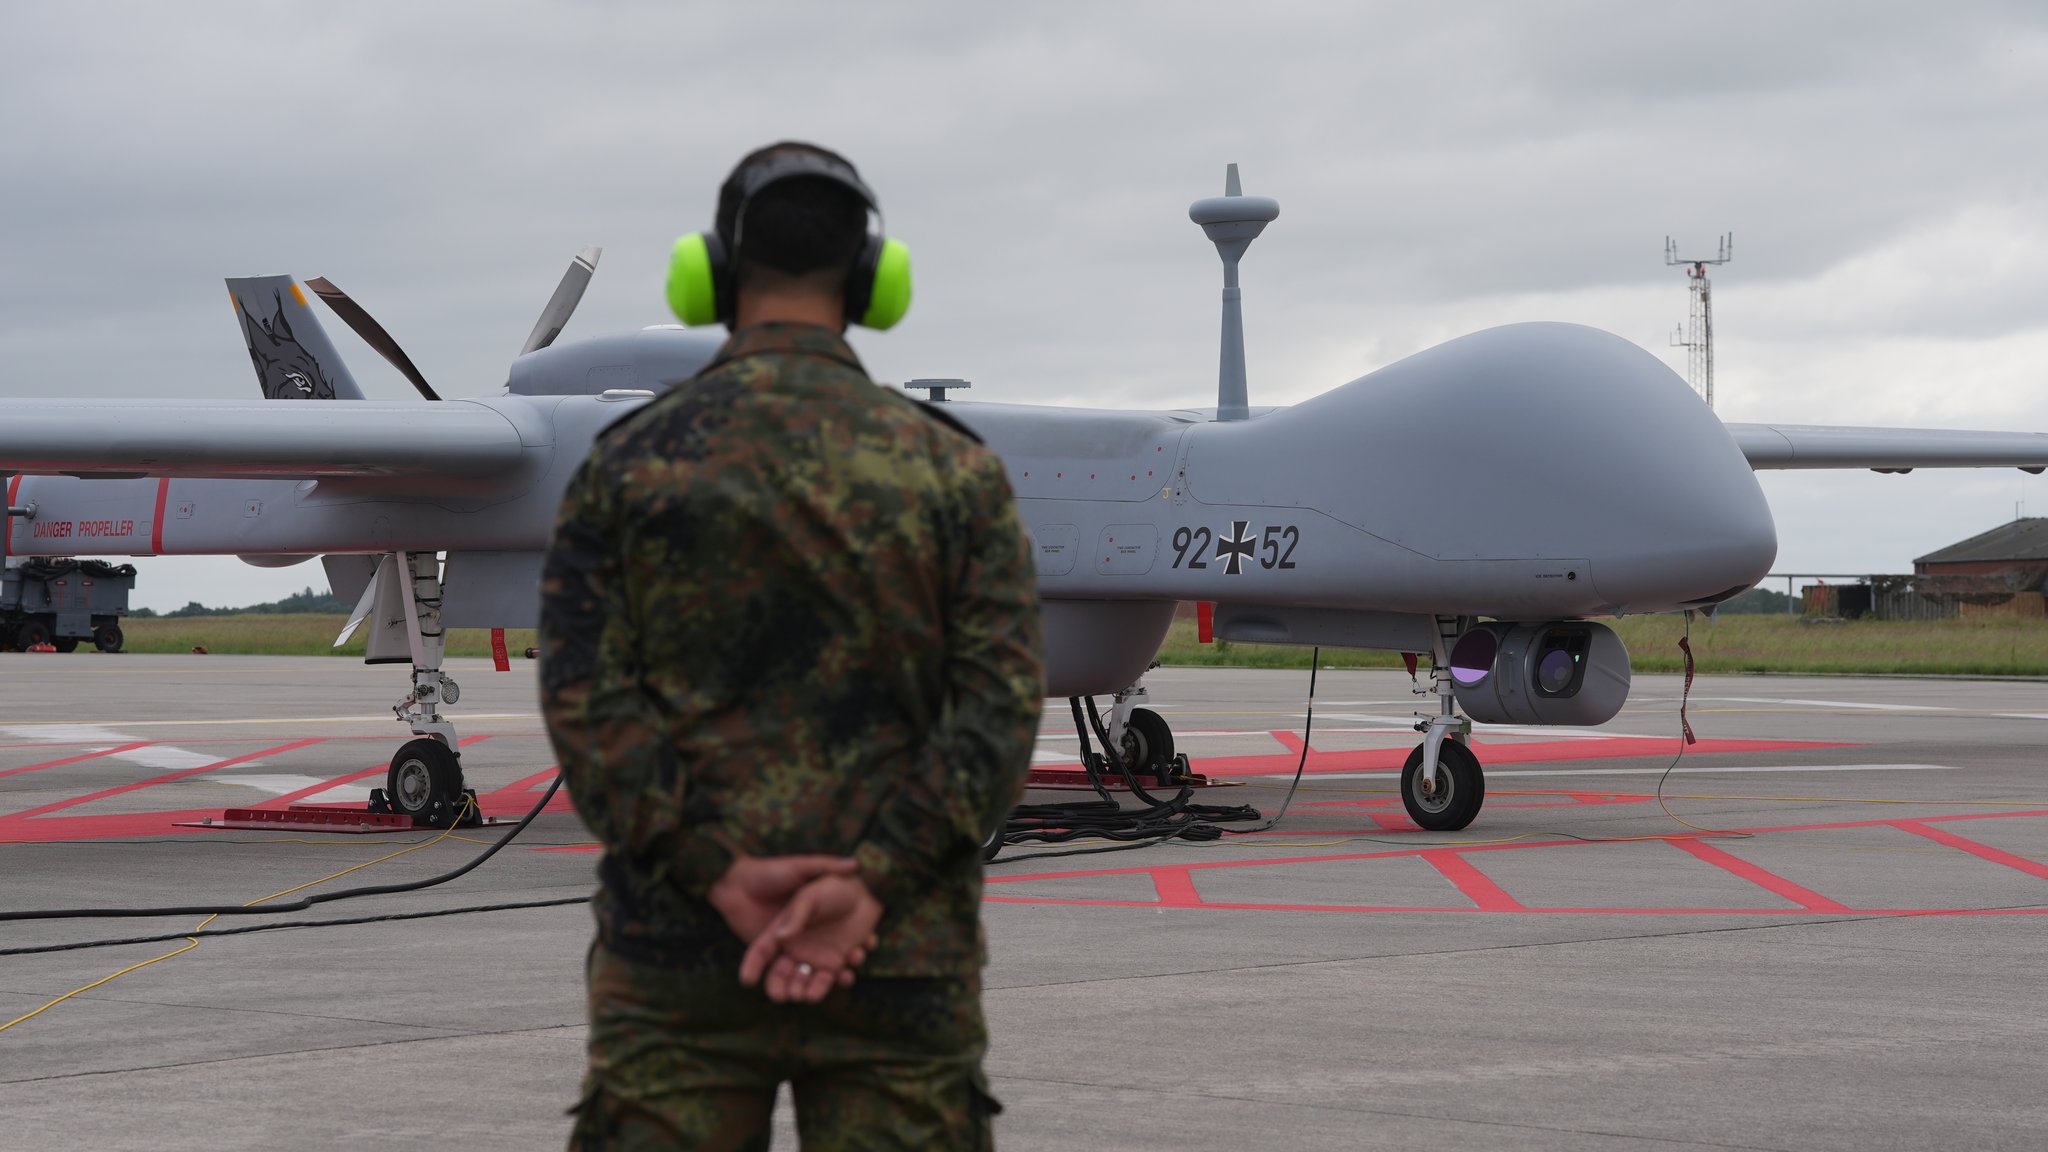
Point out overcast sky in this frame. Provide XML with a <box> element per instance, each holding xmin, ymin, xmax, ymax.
<box><xmin>4</xmin><ymin>2</ymin><xmax>2046</xmax><ymax>611</ymax></box>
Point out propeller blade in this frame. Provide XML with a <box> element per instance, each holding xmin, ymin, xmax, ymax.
<box><xmin>304</xmin><ymin>276</ymin><xmax>441</xmax><ymax>402</ymax></box>
<box><xmin>521</xmin><ymin>246</ymin><xmax>602</xmax><ymax>355</ymax></box>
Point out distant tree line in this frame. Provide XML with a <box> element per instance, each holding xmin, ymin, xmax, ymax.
<box><xmin>128</xmin><ymin>586</ymin><xmax>348</xmax><ymax>619</ymax></box>
<box><xmin>1715</xmin><ymin>586</ymin><xmax>1793</xmax><ymax>614</ymax></box>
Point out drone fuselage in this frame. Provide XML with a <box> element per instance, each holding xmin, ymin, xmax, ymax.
<box><xmin>7</xmin><ymin>321</ymin><xmax>1775</xmax><ymax>697</ymax></box>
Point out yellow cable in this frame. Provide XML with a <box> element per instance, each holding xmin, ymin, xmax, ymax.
<box><xmin>0</xmin><ymin>939</ymin><xmax>203</xmax><ymax>1033</ymax></box>
<box><xmin>0</xmin><ymin>798</ymin><xmax>475</xmax><ymax>1035</ymax></box>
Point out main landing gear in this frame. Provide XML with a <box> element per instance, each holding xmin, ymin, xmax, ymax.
<box><xmin>361</xmin><ymin>551</ymin><xmax>481</xmax><ymax>829</ymax></box>
<box><xmin>1403</xmin><ymin>615</ymin><xmax>1487</xmax><ymax>831</ymax></box>
<box><xmin>1102</xmin><ymin>681</ymin><xmax>1178</xmax><ymax>780</ymax></box>
<box><xmin>985</xmin><ymin>676</ymin><xmax>1258</xmax><ymax>860</ymax></box>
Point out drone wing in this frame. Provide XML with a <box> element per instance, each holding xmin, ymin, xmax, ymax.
<box><xmin>0</xmin><ymin>399</ymin><xmax>527</xmax><ymax>479</ymax></box>
<box><xmin>1726</xmin><ymin>423</ymin><xmax>2048</xmax><ymax>472</ymax></box>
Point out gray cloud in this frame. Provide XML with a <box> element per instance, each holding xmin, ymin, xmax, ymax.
<box><xmin>3</xmin><ymin>1</ymin><xmax>2045</xmax><ymax>609</ymax></box>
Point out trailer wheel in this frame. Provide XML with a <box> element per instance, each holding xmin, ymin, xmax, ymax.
<box><xmin>15</xmin><ymin>619</ymin><xmax>51</xmax><ymax>650</ymax></box>
<box><xmin>93</xmin><ymin>623</ymin><xmax>124</xmax><ymax>654</ymax></box>
<box><xmin>53</xmin><ymin>636</ymin><xmax>79</xmax><ymax>653</ymax></box>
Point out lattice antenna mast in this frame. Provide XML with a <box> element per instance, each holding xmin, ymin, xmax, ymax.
<box><xmin>1665</xmin><ymin>234</ymin><xmax>1733</xmax><ymax>408</ymax></box>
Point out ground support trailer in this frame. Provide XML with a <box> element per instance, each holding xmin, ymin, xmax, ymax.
<box><xmin>0</xmin><ymin>558</ymin><xmax>134</xmax><ymax>652</ymax></box>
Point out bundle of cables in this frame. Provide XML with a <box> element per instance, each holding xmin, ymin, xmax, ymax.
<box><xmin>991</xmin><ymin>655</ymin><xmax>1322</xmax><ymax>863</ymax></box>
<box><xmin>0</xmin><ymin>774</ymin><xmax>580</xmax><ymax>958</ymax></box>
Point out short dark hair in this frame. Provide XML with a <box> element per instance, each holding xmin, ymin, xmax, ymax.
<box><xmin>720</xmin><ymin>145</ymin><xmax>869</xmax><ymax>284</ymax></box>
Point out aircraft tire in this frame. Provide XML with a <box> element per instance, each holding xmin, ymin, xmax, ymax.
<box><xmin>1120</xmin><ymin>707</ymin><xmax>1176</xmax><ymax>773</ymax></box>
<box><xmin>93</xmin><ymin>623</ymin><xmax>124</xmax><ymax>653</ymax></box>
<box><xmin>1400</xmin><ymin>740</ymin><xmax>1484</xmax><ymax>832</ymax></box>
<box><xmin>387</xmin><ymin>738</ymin><xmax>462</xmax><ymax>828</ymax></box>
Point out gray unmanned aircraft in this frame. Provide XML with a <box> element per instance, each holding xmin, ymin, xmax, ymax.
<box><xmin>6</xmin><ymin>166</ymin><xmax>2048</xmax><ymax>831</ymax></box>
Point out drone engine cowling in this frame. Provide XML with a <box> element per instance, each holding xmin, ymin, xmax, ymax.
<box><xmin>1448</xmin><ymin>621</ymin><xmax>1631</xmax><ymax>726</ymax></box>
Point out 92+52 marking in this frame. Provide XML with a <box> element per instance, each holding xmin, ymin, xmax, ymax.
<box><xmin>1172</xmin><ymin>521</ymin><xmax>1298</xmax><ymax>575</ymax></box>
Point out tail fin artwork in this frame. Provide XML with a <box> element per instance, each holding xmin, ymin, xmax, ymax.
<box><xmin>227</xmin><ymin>276</ymin><xmax>366</xmax><ymax>400</ymax></box>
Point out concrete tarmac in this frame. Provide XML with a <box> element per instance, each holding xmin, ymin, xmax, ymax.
<box><xmin>1</xmin><ymin>654</ymin><xmax>2044</xmax><ymax>1149</ymax></box>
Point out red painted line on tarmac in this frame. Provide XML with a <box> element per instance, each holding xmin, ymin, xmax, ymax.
<box><xmin>2</xmin><ymin>738</ymin><xmax>325</xmax><ymax>821</ymax></box>
<box><xmin>1151</xmin><ymin>867</ymin><xmax>1203</xmax><ymax>906</ymax></box>
<box><xmin>150</xmin><ymin>477</ymin><xmax>171</xmax><ymax>554</ymax></box>
<box><xmin>979</xmin><ymin>894</ymin><xmax>2048</xmax><ymax>918</ymax></box>
<box><xmin>255</xmin><ymin>734</ymin><xmax>494</xmax><ymax>810</ymax></box>
<box><xmin>258</xmin><ymin>765</ymin><xmax>390</xmax><ymax>809</ymax></box>
<box><xmin>0</xmin><ymin>741</ymin><xmax>154</xmax><ymax>781</ymax></box>
<box><xmin>0</xmin><ymin>808</ymin><xmax>226</xmax><ymax>843</ymax></box>
<box><xmin>989</xmin><ymin>807</ymin><xmax>2048</xmax><ymax>889</ymax></box>
<box><xmin>1893</xmin><ymin>821</ymin><xmax>2048</xmax><ymax>881</ymax></box>
<box><xmin>1728</xmin><ymin>807</ymin><xmax>2048</xmax><ymax>835</ymax></box>
<box><xmin>489</xmin><ymin>766</ymin><xmax>562</xmax><ymax>797</ymax></box>
<box><xmin>480</xmin><ymin>792</ymin><xmax>576</xmax><ymax>818</ymax></box>
<box><xmin>1666</xmin><ymin>838</ymin><xmax>1851</xmax><ymax>912</ymax></box>
<box><xmin>1422</xmin><ymin>851</ymin><xmax>1525</xmax><ymax>911</ymax></box>
<box><xmin>1194</xmin><ymin>736</ymin><xmax>1853</xmax><ymax>777</ymax></box>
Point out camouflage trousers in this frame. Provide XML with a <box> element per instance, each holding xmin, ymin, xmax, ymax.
<box><xmin>569</xmin><ymin>942</ymin><xmax>1000</xmax><ymax>1151</ymax></box>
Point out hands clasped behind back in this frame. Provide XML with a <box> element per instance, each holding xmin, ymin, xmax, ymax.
<box><xmin>707</xmin><ymin>853</ymin><xmax>884</xmax><ymax>1003</ymax></box>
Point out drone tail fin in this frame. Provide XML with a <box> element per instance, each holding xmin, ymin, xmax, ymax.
<box><xmin>226</xmin><ymin>276</ymin><xmax>367</xmax><ymax>400</ymax></box>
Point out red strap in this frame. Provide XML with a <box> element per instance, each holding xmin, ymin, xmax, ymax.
<box><xmin>1196</xmin><ymin>601</ymin><xmax>1214</xmax><ymax>644</ymax></box>
<box><xmin>1401</xmin><ymin>652</ymin><xmax>1419</xmax><ymax>678</ymax></box>
<box><xmin>1678</xmin><ymin>633</ymin><xmax>1698</xmax><ymax>746</ymax></box>
<box><xmin>490</xmin><ymin>627</ymin><xmax>510</xmax><ymax>672</ymax></box>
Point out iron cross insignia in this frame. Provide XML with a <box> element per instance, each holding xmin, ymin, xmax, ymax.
<box><xmin>1218</xmin><ymin>520</ymin><xmax>1256</xmax><ymax>575</ymax></box>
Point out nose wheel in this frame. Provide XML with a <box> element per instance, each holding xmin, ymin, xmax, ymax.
<box><xmin>371</xmin><ymin>738</ymin><xmax>478</xmax><ymax>829</ymax></box>
<box><xmin>1401</xmin><ymin>739</ymin><xmax>1484</xmax><ymax>831</ymax></box>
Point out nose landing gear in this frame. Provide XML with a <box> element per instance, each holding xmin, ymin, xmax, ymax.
<box><xmin>1403</xmin><ymin>615</ymin><xmax>1488</xmax><ymax>832</ymax></box>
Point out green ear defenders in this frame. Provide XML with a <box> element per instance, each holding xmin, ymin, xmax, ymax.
<box><xmin>666</xmin><ymin>146</ymin><xmax>913</xmax><ymax>330</ymax></box>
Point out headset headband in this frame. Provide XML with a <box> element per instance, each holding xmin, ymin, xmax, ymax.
<box><xmin>716</xmin><ymin>146</ymin><xmax>880</xmax><ymax>252</ymax></box>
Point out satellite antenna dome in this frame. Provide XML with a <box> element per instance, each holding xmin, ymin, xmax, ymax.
<box><xmin>1189</xmin><ymin>163</ymin><xmax>1279</xmax><ymax>421</ymax></box>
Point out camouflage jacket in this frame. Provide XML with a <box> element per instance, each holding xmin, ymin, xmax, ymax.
<box><xmin>539</xmin><ymin>322</ymin><xmax>1044</xmax><ymax>977</ymax></box>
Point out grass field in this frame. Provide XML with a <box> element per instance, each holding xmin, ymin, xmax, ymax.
<box><xmin>1157</xmin><ymin>614</ymin><xmax>2048</xmax><ymax>677</ymax></box>
<box><xmin>85</xmin><ymin>612</ymin><xmax>2048</xmax><ymax>677</ymax></box>
<box><xmin>116</xmin><ymin>615</ymin><xmax>539</xmax><ymax>660</ymax></box>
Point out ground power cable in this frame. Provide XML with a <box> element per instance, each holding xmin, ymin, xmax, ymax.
<box><xmin>0</xmin><ymin>792</ymin><xmax>517</xmax><ymax>1030</ymax></box>
<box><xmin>990</xmin><ymin>651</ymin><xmax>1321</xmax><ymax>864</ymax></box>
<box><xmin>0</xmin><ymin>773</ymin><xmax>567</xmax><ymax>924</ymax></box>
<box><xmin>0</xmin><ymin>896</ymin><xmax>590</xmax><ymax>960</ymax></box>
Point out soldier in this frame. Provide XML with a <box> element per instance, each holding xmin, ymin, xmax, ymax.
<box><xmin>540</xmin><ymin>141</ymin><xmax>1044</xmax><ymax>1150</ymax></box>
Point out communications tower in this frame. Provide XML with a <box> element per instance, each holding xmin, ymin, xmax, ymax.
<box><xmin>1665</xmin><ymin>234</ymin><xmax>1732</xmax><ymax>408</ymax></box>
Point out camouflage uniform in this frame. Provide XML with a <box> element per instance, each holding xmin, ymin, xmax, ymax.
<box><xmin>540</xmin><ymin>321</ymin><xmax>1044</xmax><ymax>1150</ymax></box>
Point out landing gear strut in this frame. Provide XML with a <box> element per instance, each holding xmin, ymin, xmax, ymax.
<box><xmin>362</xmin><ymin>551</ymin><xmax>479</xmax><ymax>828</ymax></box>
<box><xmin>1404</xmin><ymin>615</ymin><xmax>1487</xmax><ymax>831</ymax></box>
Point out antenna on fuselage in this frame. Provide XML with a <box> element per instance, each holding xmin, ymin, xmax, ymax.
<box><xmin>1189</xmin><ymin>163</ymin><xmax>1279</xmax><ymax>422</ymax></box>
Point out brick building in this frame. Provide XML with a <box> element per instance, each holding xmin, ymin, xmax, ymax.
<box><xmin>1906</xmin><ymin>518</ymin><xmax>2048</xmax><ymax>618</ymax></box>
<box><xmin>1913</xmin><ymin>518</ymin><xmax>2048</xmax><ymax>584</ymax></box>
